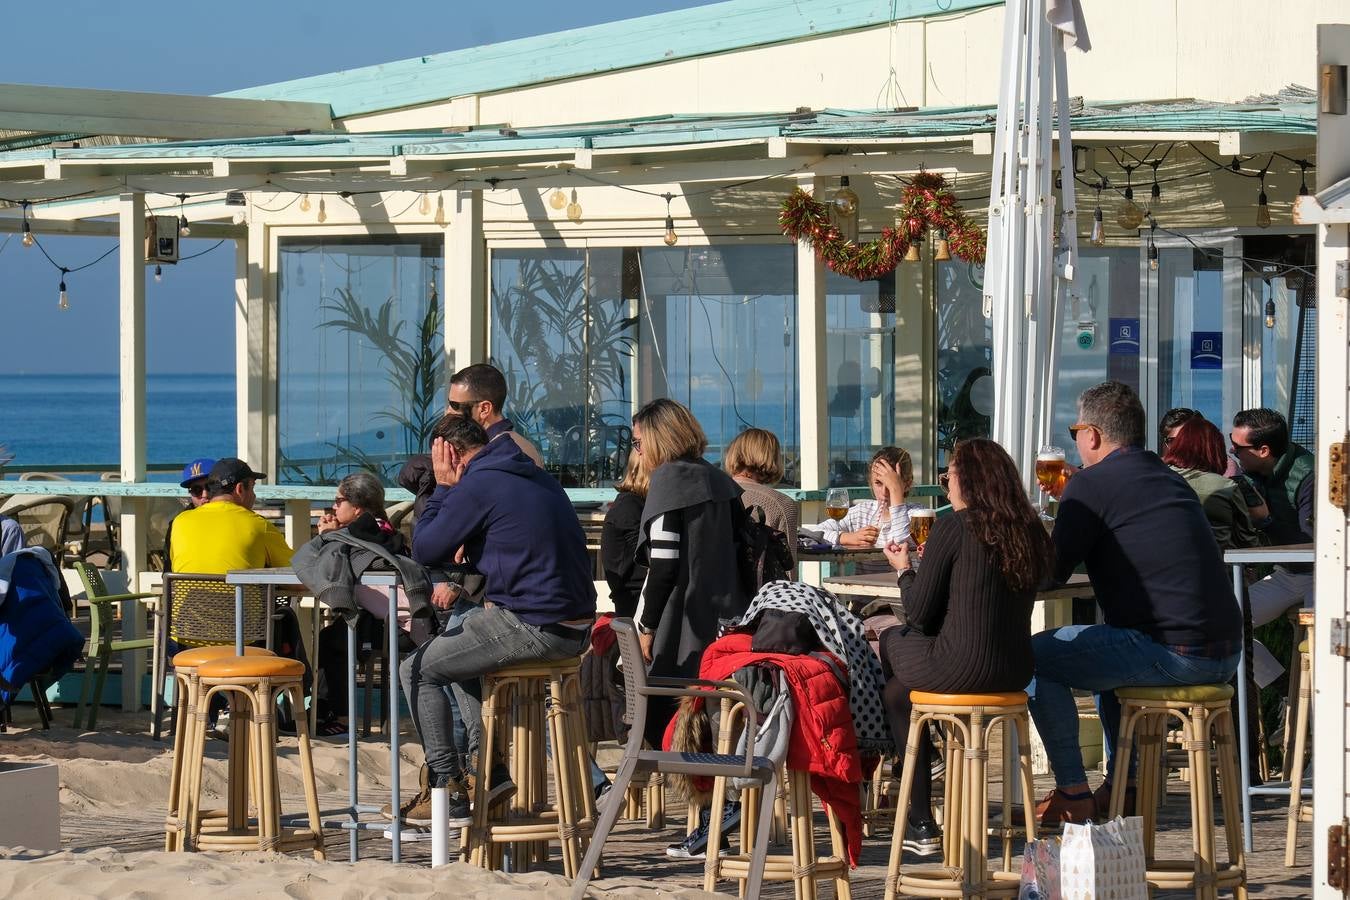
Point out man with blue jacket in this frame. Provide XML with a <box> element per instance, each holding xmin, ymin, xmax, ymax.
<box><xmin>394</xmin><ymin>414</ymin><xmax>595</xmax><ymax>828</ymax></box>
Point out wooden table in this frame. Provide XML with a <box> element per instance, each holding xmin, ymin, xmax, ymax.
<box><xmin>1223</xmin><ymin>542</ymin><xmax>1315</xmax><ymax>852</ymax></box>
<box><xmin>225</xmin><ymin>567</ymin><xmax>408</xmax><ymax>862</ymax></box>
<box><xmin>822</xmin><ymin>570</ymin><xmax>1092</xmax><ymax>602</ymax></box>
<box><xmin>799</xmin><ymin>546</ymin><xmax>887</xmax><ymax>564</ymax></box>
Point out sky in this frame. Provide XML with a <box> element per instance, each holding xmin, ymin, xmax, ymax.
<box><xmin>0</xmin><ymin>0</ymin><xmax>719</xmax><ymax>375</ymax></box>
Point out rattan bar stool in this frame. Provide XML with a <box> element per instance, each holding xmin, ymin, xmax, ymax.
<box><xmin>164</xmin><ymin>645</ymin><xmax>275</xmax><ymax>850</ymax></box>
<box><xmin>467</xmin><ymin>657</ymin><xmax>593</xmax><ymax>876</ymax></box>
<box><xmin>180</xmin><ymin>655</ymin><xmax>324</xmax><ymax>858</ymax></box>
<box><xmin>1109</xmin><ymin>684</ymin><xmax>1246</xmax><ymax>899</ymax></box>
<box><xmin>884</xmin><ymin>691</ymin><xmax>1037</xmax><ymax>900</ymax></box>
<box><xmin>1285</xmin><ymin>635</ymin><xmax>1313</xmax><ymax>867</ymax></box>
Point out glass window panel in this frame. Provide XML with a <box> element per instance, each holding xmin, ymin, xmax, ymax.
<box><xmin>825</xmin><ymin>271</ymin><xmax>896</xmax><ymax>486</ymax></box>
<box><xmin>1258</xmin><ymin>275</ymin><xmax>1301</xmax><ymax>416</ymax></box>
<box><xmin>277</xmin><ymin>237</ymin><xmax>443</xmax><ymax>484</ymax></box>
<box><xmin>1156</xmin><ymin>247</ymin><xmax>1225</xmax><ymax>433</ymax></box>
<box><xmin>934</xmin><ymin>259</ymin><xmax>993</xmax><ymax>469</ymax></box>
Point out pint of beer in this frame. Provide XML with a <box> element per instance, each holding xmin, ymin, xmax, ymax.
<box><xmin>910</xmin><ymin>508</ymin><xmax>936</xmax><ymax>545</ymax></box>
<box><xmin>1035</xmin><ymin>447</ymin><xmax>1066</xmax><ymax>494</ymax></box>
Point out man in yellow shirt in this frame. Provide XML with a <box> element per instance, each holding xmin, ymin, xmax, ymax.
<box><xmin>170</xmin><ymin>458</ymin><xmax>293</xmax><ymax>573</ymax></box>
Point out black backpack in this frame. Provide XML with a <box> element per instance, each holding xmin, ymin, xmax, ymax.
<box><xmin>732</xmin><ymin>500</ymin><xmax>795</xmax><ymax>596</ymax></box>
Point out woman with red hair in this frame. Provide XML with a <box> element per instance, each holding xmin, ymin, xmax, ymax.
<box><xmin>1161</xmin><ymin>417</ymin><xmax>1260</xmax><ymax>550</ymax></box>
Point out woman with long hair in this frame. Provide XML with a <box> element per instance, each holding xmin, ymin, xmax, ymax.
<box><xmin>723</xmin><ymin>427</ymin><xmax>798</xmax><ymax>565</ymax></box>
<box><xmin>600</xmin><ymin>451</ymin><xmax>649</xmax><ymax>619</ymax></box>
<box><xmin>1161</xmin><ymin>416</ymin><xmax>1259</xmax><ymax>550</ymax></box>
<box><xmin>879</xmin><ymin>438</ymin><xmax>1054</xmax><ymax>856</ymax></box>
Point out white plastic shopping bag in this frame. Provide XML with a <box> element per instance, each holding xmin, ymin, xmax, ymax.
<box><xmin>1059</xmin><ymin>816</ymin><xmax>1147</xmax><ymax>899</ymax></box>
<box><xmin>1018</xmin><ymin>835</ymin><xmax>1062</xmax><ymax>900</ymax></box>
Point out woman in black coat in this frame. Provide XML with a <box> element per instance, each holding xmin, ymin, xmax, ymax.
<box><xmin>600</xmin><ymin>453</ymin><xmax>647</xmax><ymax>619</ymax></box>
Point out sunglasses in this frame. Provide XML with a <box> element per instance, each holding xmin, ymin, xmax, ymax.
<box><xmin>446</xmin><ymin>399</ymin><xmax>479</xmax><ymax>414</ymax></box>
<box><xmin>334</xmin><ymin>495</ymin><xmax>351</xmax><ymax>506</ymax></box>
<box><xmin>1067</xmin><ymin>423</ymin><xmax>1097</xmax><ymax>441</ymax></box>
<box><xmin>187</xmin><ymin>483</ymin><xmax>209</xmax><ymax>497</ymax></box>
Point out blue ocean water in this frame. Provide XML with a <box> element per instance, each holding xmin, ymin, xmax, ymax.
<box><xmin>0</xmin><ymin>373</ymin><xmax>236</xmax><ymax>474</ymax></box>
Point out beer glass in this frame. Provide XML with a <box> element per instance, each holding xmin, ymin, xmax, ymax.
<box><xmin>1034</xmin><ymin>445</ymin><xmax>1066</xmax><ymax>520</ymax></box>
<box><xmin>910</xmin><ymin>508</ymin><xmax>936</xmax><ymax>546</ymax></box>
<box><xmin>825</xmin><ymin>488</ymin><xmax>850</xmax><ymax>522</ymax></box>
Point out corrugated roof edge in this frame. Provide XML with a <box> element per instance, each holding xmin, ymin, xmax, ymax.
<box><xmin>219</xmin><ymin>0</ymin><xmax>1001</xmax><ymax>119</ymax></box>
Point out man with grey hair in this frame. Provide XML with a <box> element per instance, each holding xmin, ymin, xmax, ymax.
<box><xmin>1029</xmin><ymin>381</ymin><xmax>1240</xmax><ymax>826</ymax></box>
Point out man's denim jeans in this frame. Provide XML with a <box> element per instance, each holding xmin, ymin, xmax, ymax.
<box><xmin>1026</xmin><ymin>624</ymin><xmax>1238</xmax><ymax>787</ymax></box>
<box><xmin>400</xmin><ymin>604</ymin><xmax>588</xmax><ymax>780</ymax></box>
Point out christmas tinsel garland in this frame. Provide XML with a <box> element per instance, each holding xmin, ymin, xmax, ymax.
<box><xmin>779</xmin><ymin>172</ymin><xmax>986</xmax><ymax>280</ymax></box>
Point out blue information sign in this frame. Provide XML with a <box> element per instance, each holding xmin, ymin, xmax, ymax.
<box><xmin>1108</xmin><ymin>318</ymin><xmax>1140</xmax><ymax>355</ymax></box>
<box><xmin>1191</xmin><ymin>331</ymin><xmax>1223</xmax><ymax>370</ymax></box>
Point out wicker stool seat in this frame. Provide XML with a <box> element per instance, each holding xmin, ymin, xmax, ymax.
<box><xmin>467</xmin><ymin>657</ymin><xmax>592</xmax><ymax>876</ymax></box>
<box><xmin>164</xmin><ymin>646</ymin><xmax>275</xmax><ymax>850</ymax></box>
<box><xmin>885</xmin><ymin>691</ymin><xmax>1036</xmax><ymax>900</ymax></box>
<box><xmin>1110</xmin><ymin>683</ymin><xmax>1246</xmax><ymax>898</ymax></box>
<box><xmin>178</xmin><ymin>655</ymin><xmax>324</xmax><ymax>858</ymax></box>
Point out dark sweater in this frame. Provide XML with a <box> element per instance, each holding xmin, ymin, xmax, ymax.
<box><xmin>412</xmin><ymin>437</ymin><xmax>596</xmax><ymax>625</ymax></box>
<box><xmin>600</xmin><ymin>490</ymin><xmax>645</xmax><ymax>619</ymax></box>
<box><xmin>1052</xmin><ymin>446</ymin><xmax>1240</xmax><ymax>649</ymax></box>
<box><xmin>885</xmin><ymin>510</ymin><xmax>1035</xmax><ymax>692</ymax></box>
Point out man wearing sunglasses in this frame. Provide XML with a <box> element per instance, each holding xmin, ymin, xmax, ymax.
<box><xmin>1231</xmin><ymin>407</ymin><xmax>1315</xmax><ymax>629</ymax></box>
<box><xmin>157</xmin><ymin>457</ymin><xmax>216</xmax><ymax>573</ymax></box>
<box><xmin>1028</xmin><ymin>381</ymin><xmax>1239</xmax><ymax>827</ymax></box>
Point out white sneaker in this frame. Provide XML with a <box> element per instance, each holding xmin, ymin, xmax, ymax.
<box><xmin>382</xmin><ymin>825</ymin><xmax>434</xmax><ymax>842</ymax></box>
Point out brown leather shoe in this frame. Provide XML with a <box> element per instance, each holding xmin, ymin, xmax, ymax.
<box><xmin>1035</xmin><ymin>788</ymin><xmax>1095</xmax><ymax>829</ymax></box>
<box><xmin>1093</xmin><ymin>781</ymin><xmax>1136</xmax><ymax>819</ymax></box>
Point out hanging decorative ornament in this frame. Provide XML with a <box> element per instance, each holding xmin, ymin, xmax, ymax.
<box><xmin>831</xmin><ymin>175</ymin><xmax>860</xmax><ymax>243</ymax></box>
<box><xmin>779</xmin><ymin>172</ymin><xmax>984</xmax><ymax>280</ymax></box>
<box><xmin>904</xmin><ymin>242</ymin><xmax>922</xmax><ymax>262</ymax></box>
<box><xmin>549</xmin><ymin>188</ymin><xmax>567</xmax><ymax>210</ymax></box>
<box><xmin>933</xmin><ymin>229</ymin><xmax>952</xmax><ymax>261</ymax></box>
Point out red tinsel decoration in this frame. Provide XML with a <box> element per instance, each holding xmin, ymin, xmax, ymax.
<box><xmin>779</xmin><ymin>172</ymin><xmax>986</xmax><ymax>281</ymax></box>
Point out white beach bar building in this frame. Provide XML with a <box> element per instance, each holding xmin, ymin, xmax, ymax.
<box><xmin>0</xmin><ymin>1</ymin><xmax>1340</xmax><ymax>582</ymax></box>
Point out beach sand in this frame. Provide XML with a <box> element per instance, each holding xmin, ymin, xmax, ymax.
<box><xmin>0</xmin><ymin>714</ymin><xmax>713</xmax><ymax>898</ymax></box>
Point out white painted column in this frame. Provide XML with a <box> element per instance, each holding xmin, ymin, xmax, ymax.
<box><xmin>241</xmin><ymin>226</ymin><xmax>269</xmax><ymax>466</ymax></box>
<box><xmin>444</xmin><ymin>189</ymin><xmax>486</xmax><ymax>374</ymax></box>
<box><xmin>118</xmin><ymin>192</ymin><xmax>147</xmax><ymax>711</ymax></box>
<box><xmin>796</xmin><ymin>176</ymin><xmax>828</xmax><ymax>586</ymax></box>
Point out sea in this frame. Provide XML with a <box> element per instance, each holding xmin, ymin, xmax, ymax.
<box><xmin>0</xmin><ymin>373</ymin><xmax>236</xmax><ymax>476</ymax></box>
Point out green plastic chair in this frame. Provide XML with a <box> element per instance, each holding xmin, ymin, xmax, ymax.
<box><xmin>72</xmin><ymin>562</ymin><xmax>158</xmax><ymax>730</ymax></box>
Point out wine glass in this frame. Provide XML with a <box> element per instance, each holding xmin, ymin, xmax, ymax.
<box><xmin>1034</xmin><ymin>446</ymin><xmax>1066</xmax><ymax>521</ymax></box>
<box><xmin>825</xmin><ymin>488</ymin><xmax>850</xmax><ymax>523</ymax></box>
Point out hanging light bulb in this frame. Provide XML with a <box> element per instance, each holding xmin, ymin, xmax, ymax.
<box><xmin>933</xmin><ymin>229</ymin><xmax>951</xmax><ymax>261</ymax></box>
<box><xmin>434</xmin><ymin>193</ymin><xmax>447</xmax><ymax>227</ymax></box>
<box><xmin>177</xmin><ymin>194</ymin><xmax>191</xmax><ymax>237</ymax></box>
<box><xmin>1116</xmin><ymin>185</ymin><xmax>1144</xmax><ymax>231</ymax></box>
<box><xmin>154</xmin><ymin>264</ymin><xmax>163</xmax><ymax>283</ymax></box>
<box><xmin>1298</xmin><ymin>162</ymin><xmax>1310</xmax><ymax>198</ymax></box>
<box><xmin>295</xmin><ymin>260</ymin><xmax>306</xmax><ymax>288</ymax></box>
<box><xmin>1264</xmin><ymin>297</ymin><xmax>1276</xmax><ymax>329</ymax></box>
<box><xmin>1146</xmin><ymin>220</ymin><xmax>1159</xmax><ymax>271</ymax></box>
<box><xmin>418</xmin><ymin>192</ymin><xmax>432</xmax><ymax>215</ymax></box>
<box><xmin>904</xmin><ymin>242</ymin><xmax>921</xmax><ymax>262</ymax></box>
<box><xmin>1089</xmin><ymin>198</ymin><xmax>1106</xmax><ymax>247</ymax></box>
<box><xmin>549</xmin><ymin>188</ymin><xmax>567</xmax><ymax>210</ymax></box>
<box><xmin>21</xmin><ymin>220</ymin><xmax>34</xmax><ymax>248</ymax></box>
<box><xmin>58</xmin><ymin>270</ymin><xmax>69</xmax><ymax>311</ymax></box>
<box><xmin>832</xmin><ymin>175</ymin><xmax>860</xmax><ymax>243</ymax></box>
<box><xmin>317</xmin><ymin>197</ymin><xmax>328</xmax><ymax>224</ymax></box>
<box><xmin>299</xmin><ymin>193</ymin><xmax>312</xmax><ymax>213</ymax></box>
<box><xmin>661</xmin><ymin>193</ymin><xmax>678</xmax><ymax>246</ymax></box>
<box><xmin>1256</xmin><ymin>183</ymin><xmax>1271</xmax><ymax>229</ymax></box>
<box><xmin>566</xmin><ymin>190</ymin><xmax>583</xmax><ymax>223</ymax></box>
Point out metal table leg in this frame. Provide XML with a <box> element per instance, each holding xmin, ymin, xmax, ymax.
<box><xmin>388</xmin><ymin>585</ymin><xmax>401</xmax><ymax>863</ymax></box>
<box><xmin>1233</xmin><ymin>561</ymin><xmax>1254</xmax><ymax>852</ymax></box>
<box><xmin>234</xmin><ymin>585</ymin><xmax>245</xmax><ymax>656</ymax></box>
<box><xmin>348</xmin><ymin>621</ymin><xmax>359</xmax><ymax>861</ymax></box>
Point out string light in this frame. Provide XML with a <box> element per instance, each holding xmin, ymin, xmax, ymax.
<box><xmin>317</xmin><ymin>197</ymin><xmax>328</xmax><ymax>224</ymax></box>
<box><xmin>176</xmin><ymin>194</ymin><xmax>191</xmax><ymax>237</ymax></box>
<box><xmin>1256</xmin><ymin>173</ymin><xmax>1271</xmax><ymax>229</ymax></box>
<box><xmin>434</xmin><ymin>193</ymin><xmax>447</xmax><ymax>227</ymax></box>
<box><xmin>418</xmin><ymin>192</ymin><xmax>432</xmax><ymax>215</ymax></box>
<box><xmin>21</xmin><ymin>201</ymin><xmax>34</xmax><ymax>248</ymax></box>
<box><xmin>832</xmin><ymin>175</ymin><xmax>859</xmax><ymax>243</ymax></box>
<box><xmin>1089</xmin><ymin>186</ymin><xmax>1106</xmax><ymax>246</ymax></box>
<box><xmin>299</xmin><ymin>193</ymin><xmax>311</xmax><ymax>212</ymax></box>
<box><xmin>1147</xmin><ymin>220</ymin><xmax>1159</xmax><ymax>271</ymax></box>
<box><xmin>662</xmin><ymin>192</ymin><xmax>678</xmax><ymax>246</ymax></box>
<box><xmin>154</xmin><ymin>264</ymin><xmax>163</xmax><ymax>283</ymax></box>
<box><xmin>58</xmin><ymin>268</ymin><xmax>69</xmax><ymax>311</ymax></box>
<box><xmin>566</xmin><ymin>189</ymin><xmax>583</xmax><ymax>223</ymax></box>
<box><xmin>1116</xmin><ymin>169</ymin><xmax>1143</xmax><ymax>231</ymax></box>
<box><xmin>549</xmin><ymin>188</ymin><xmax>567</xmax><ymax>210</ymax></box>
<box><xmin>1297</xmin><ymin>161</ymin><xmax>1310</xmax><ymax>198</ymax></box>
<box><xmin>1150</xmin><ymin>161</ymin><xmax>1161</xmax><ymax>204</ymax></box>
<box><xmin>1264</xmin><ymin>297</ymin><xmax>1276</xmax><ymax>329</ymax></box>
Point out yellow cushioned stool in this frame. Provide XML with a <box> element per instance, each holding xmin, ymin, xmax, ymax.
<box><xmin>1111</xmin><ymin>683</ymin><xmax>1245</xmax><ymax>899</ymax></box>
<box><xmin>885</xmin><ymin>691</ymin><xmax>1036</xmax><ymax>900</ymax></box>
<box><xmin>1285</xmin><ymin>635</ymin><xmax>1312</xmax><ymax>867</ymax></box>
<box><xmin>164</xmin><ymin>645</ymin><xmax>275</xmax><ymax>850</ymax></box>
<box><xmin>180</xmin><ymin>655</ymin><xmax>324</xmax><ymax>858</ymax></box>
<box><xmin>467</xmin><ymin>658</ymin><xmax>592</xmax><ymax>876</ymax></box>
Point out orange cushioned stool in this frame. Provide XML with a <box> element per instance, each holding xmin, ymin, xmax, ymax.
<box><xmin>180</xmin><ymin>655</ymin><xmax>324</xmax><ymax>858</ymax></box>
<box><xmin>1110</xmin><ymin>684</ymin><xmax>1246</xmax><ymax>899</ymax></box>
<box><xmin>885</xmin><ymin>691</ymin><xmax>1036</xmax><ymax>900</ymax></box>
<box><xmin>164</xmin><ymin>645</ymin><xmax>275</xmax><ymax>850</ymax></box>
<box><xmin>467</xmin><ymin>658</ymin><xmax>592</xmax><ymax>875</ymax></box>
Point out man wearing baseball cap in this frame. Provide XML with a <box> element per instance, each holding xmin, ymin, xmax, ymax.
<box><xmin>179</xmin><ymin>457</ymin><xmax>216</xmax><ymax>508</ymax></box>
<box><xmin>170</xmin><ymin>458</ymin><xmax>293</xmax><ymax>573</ymax></box>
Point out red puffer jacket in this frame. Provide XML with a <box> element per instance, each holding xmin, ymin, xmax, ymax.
<box><xmin>699</xmin><ymin>631</ymin><xmax>864</xmax><ymax>865</ymax></box>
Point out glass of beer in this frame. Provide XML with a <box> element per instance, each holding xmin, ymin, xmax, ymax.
<box><xmin>910</xmin><ymin>508</ymin><xmax>936</xmax><ymax>546</ymax></box>
<box><xmin>1035</xmin><ymin>445</ymin><xmax>1066</xmax><ymax>520</ymax></box>
<box><xmin>825</xmin><ymin>488</ymin><xmax>850</xmax><ymax>521</ymax></box>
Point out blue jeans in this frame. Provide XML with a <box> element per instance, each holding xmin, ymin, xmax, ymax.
<box><xmin>1026</xmin><ymin>625</ymin><xmax>1238</xmax><ymax>787</ymax></box>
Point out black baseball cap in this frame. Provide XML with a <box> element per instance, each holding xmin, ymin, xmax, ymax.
<box><xmin>207</xmin><ymin>458</ymin><xmax>266</xmax><ymax>490</ymax></box>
